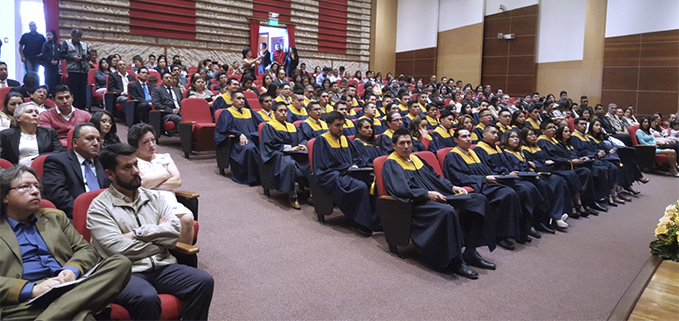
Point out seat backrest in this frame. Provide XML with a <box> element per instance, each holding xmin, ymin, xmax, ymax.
<box><xmin>413</xmin><ymin>151</ymin><xmax>443</xmax><ymax>177</ymax></box>
<box><xmin>67</xmin><ymin>128</ymin><xmax>74</xmax><ymax>149</ymax></box>
<box><xmin>148</xmin><ymin>70</ymin><xmax>162</xmax><ymax>86</ymax></box>
<box><xmin>567</xmin><ymin>117</ymin><xmax>575</xmax><ymax>131</ymax></box>
<box><xmin>629</xmin><ymin>125</ymin><xmax>640</xmax><ymax>146</ymax></box>
<box><xmin>181</xmin><ymin>98</ymin><xmax>213</xmax><ymax>123</ymax></box>
<box><xmin>373</xmin><ymin>155</ymin><xmax>389</xmax><ymax>197</ymax></box>
<box><xmin>105</xmin><ymin>75</ymin><xmax>111</xmax><ymax>93</ymax></box>
<box><xmin>247</xmin><ymin>98</ymin><xmax>262</xmax><ymax>111</ymax></box>
<box><xmin>72</xmin><ymin>189</ymin><xmax>107</xmax><ymax>242</ymax></box>
<box><xmin>0</xmin><ymin>159</ymin><xmax>13</xmax><ymax>169</ymax></box>
<box><xmin>412</xmin><ymin>93</ymin><xmax>418</xmax><ymax>100</ymax></box>
<box><xmin>87</xmin><ymin>69</ymin><xmax>97</xmax><ymax>84</ymax></box>
<box><xmin>30</xmin><ymin>154</ymin><xmax>50</xmax><ymax>180</ymax></box>
<box><xmin>436</xmin><ymin>147</ymin><xmax>454</xmax><ymax>170</ymax></box>
<box><xmin>444</xmin><ymin>98</ymin><xmax>451</xmax><ymax>106</ymax></box>
<box><xmin>41</xmin><ymin>199</ymin><xmax>57</xmax><ymax>209</ymax></box>
<box><xmin>258</xmin><ymin>121</ymin><xmax>267</xmax><ymax>138</ymax></box>
<box><xmin>214</xmin><ymin>108</ymin><xmax>226</xmax><ymax>123</ymax></box>
<box><xmin>308</xmin><ymin>138</ymin><xmax>316</xmax><ymax>174</ymax></box>
<box><xmin>0</xmin><ymin>87</ymin><xmax>11</xmax><ymax>102</ymax></box>
<box><xmin>243</xmin><ymin>91</ymin><xmax>257</xmax><ymax>100</ymax></box>
<box><xmin>421</xmin><ymin>137</ymin><xmax>430</xmax><ymax>151</ymax></box>
<box><xmin>293</xmin><ymin>120</ymin><xmax>304</xmax><ymax>127</ymax></box>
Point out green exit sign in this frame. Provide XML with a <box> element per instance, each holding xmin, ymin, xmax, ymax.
<box><xmin>268</xmin><ymin>19</ymin><xmax>279</xmax><ymax>26</ymax></box>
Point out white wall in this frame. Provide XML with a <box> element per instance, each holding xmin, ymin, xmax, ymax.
<box><xmin>438</xmin><ymin>0</ymin><xmax>484</xmax><ymax>31</ymax></box>
<box><xmin>485</xmin><ymin>0</ymin><xmax>537</xmax><ymax>16</ymax></box>
<box><xmin>395</xmin><ymin>0</ymin><xmax>439</xmax><ymax>52</ymax></box>
<box><xmin>605</xmin><ymin>0</ymin><xmax>679</xmax><ymax>37</ymax></box>
<box><xmin>0</xmin><ymin>0</ymin><xmax>18</xmax><ymax>80</ymax></box>
<box><xmin>536</xmin><ymin>0</ymin><xmax>586</xmax><ymax>63</ymax></box>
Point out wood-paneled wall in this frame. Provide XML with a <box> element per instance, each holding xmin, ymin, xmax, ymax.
<box><xmin>395</xmin><ymin>47</ymin><xmax>437</xmax><ymax>82</ymax></box>
<box><xmin>481</xmin><ymin>5</ymin><xmax>538</xmax><ymax>97</ymax></box>
<box><xmin>601</xmin><ymin>29</ymin><xmax>679</xmax><ymax>117</ymax></box>
<box><xmin>58</xmin><ymin>0</ymin><xmax>370</xmax><ymax>70</ymax></box>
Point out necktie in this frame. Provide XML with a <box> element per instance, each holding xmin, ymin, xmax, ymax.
<box><xmin>83</xmin><ymin>161</ymin><xmax>101</xmax><ymax>191</ymax></box>
<box><xmin>316</xmin><ymin>120</ymin><xmax>321</xmax><ymax>127</ymax></box>
<box><xmin>143</xmin><ymin>83</ymin><xmax>151</xmax><ymax>101</ymax></box>
<box><xmin>167</xmin><ymin>87</ymin><xmax>180</xmax><ymax>109</ymax></box>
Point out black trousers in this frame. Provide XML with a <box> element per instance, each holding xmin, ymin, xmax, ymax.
<box><xmin>136</xmin><ymin>101</ymin><xmax>152</xmax><ymax>123</ymax></box>
<box><xmin>115</xmin><ymin>264</ymin><xmax>214</xmax><ymax>320</ymax></box>
<box><xmin>68</xmin><ymin>71</ymin><xmax>88</xmax><ymax>109</ymax></box>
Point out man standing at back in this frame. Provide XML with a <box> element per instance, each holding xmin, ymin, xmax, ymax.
<box><xmin>60</xmin><ymin>28</ymin><xmax>90</xmax><ymax>109</ymax></box>
<box><xmin>19</xmin><ymin>21</ymin><xmax>46</xmax><ymax>73</ymax></box>
<box><xmin>88</xmin><ymin>143</ymin><xmax>214</xmax><ymax>321</ymax></box>
<box><xmin>42</xmin><ymin>123</ymin><xmax>110</xmax><ymax>218</ymax></box>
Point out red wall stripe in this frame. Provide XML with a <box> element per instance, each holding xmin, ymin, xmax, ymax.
<box><xmin>129</xmin><ymin>0</ymin><xmax>196</xmax><ymax>40</ymax></box>
<box><xmin>252</xmin><ymin>0</ymin><xmax>291</xmax><ymax>22</ymax></box>
<box><xmin>318</xmin><ymin>0</ymin><xmax>347</xmax><ymax>54</ymax></box>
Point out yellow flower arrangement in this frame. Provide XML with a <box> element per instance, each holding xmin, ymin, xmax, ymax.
<box><xmin>651</xmin><ymin>200</ymin><xmax>679</xmax><ymax>261</ymax></box>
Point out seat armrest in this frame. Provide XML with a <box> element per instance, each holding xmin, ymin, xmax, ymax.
<box><xmin>175</xmin><ymin>190</ymin><xmax>200</xmax><ymax>198</ymax></box>
<box><xmin>180</xmin><ymin>121</ymin><xmax>196</xmax><ymax>125</ymax></box>
<box><xmin>174</xmin><ymin>242</ymin><xmax>199</xmax><ymax>255</ymax></box>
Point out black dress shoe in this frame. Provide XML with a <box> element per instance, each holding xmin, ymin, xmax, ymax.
<box><xmin>535</xmin><ymin>222</ymin><xmax>555</xmax><ymax>234</ymax></box>
<box><xmin>351</xmin><ymin>224</ymin><xmax>373</xmax><ymax>237</ymax></box>
<box><xmin>463</xmin><ymin>252</ymin><xmax>496</xmax><ymax>270</ymax></box>
<box><xmin>450</xmin><ymin>260</ymin><xmax>479</xmax><ymax>279</ymax></box>
<box><xmin>591</xmin><ymin>202</ymin><xmax>608</xmax><ymax>212</ymax></box>
<box><xmin>497</xmin><ymin>238</ymin><xmax>515</xmax><ymax>250</ymax></box>
<box><xmin>528</xmin><ymin>227</ymin><xmax>541</xmax><ymax>239</ymax></box>
<box><xmin>568</xmin><ymin>211</ymin><xmax>581</xmax><ymax>219</ymax></box>
<box><xmin>606</xmin><ymin>199</ymin><xmax>618</xmax><ymax>207</ymax></box>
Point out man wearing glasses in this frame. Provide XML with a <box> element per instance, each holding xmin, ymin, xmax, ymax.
<box><xmin>0</xmin><ymin>166</ymin><xmax>131</xmax><ymax>320</ymax></box>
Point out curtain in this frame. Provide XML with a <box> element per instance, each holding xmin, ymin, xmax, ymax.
<box><xmin>249</xmin><ymin>20</ymin><xmax>260</xmax><ymax>75</ymax></box>
<box><xmin>287</xmin><ymin>25</ymin><xmax>295</xmax><ymax>47</ymax></box>
<box><xmin>43</xmin><ymin>0</ymin><xmax>59</xmax><ymax>34</ymax></box>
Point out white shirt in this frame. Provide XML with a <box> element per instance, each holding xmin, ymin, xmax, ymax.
<box><xmin>0</xmin><ymin>80</ymin><xmax>7</xmax><ymax>88</ymax></box>
<box><xmin>56</xmin><ymin>106</ymin><xmax>76</xmax><ymax>121</ymax></box>
<box><xmin>18</xmin><ymin>133</ymin><xmax>39</xmax><ymax>165</ymax></box>
<box><xmin>166</xmin><ymin>86</ymin><xmax>180</xmax><ymax>109</ymax></box>
<box><xmin>116</xmin><ymin>71</ymin><xmax>131</xmax><ymax>94</ymax></box>
<box><xmin>75</xmin><ymin>151</ymin><xmax>98</xmax><ymax>192</ymax></box>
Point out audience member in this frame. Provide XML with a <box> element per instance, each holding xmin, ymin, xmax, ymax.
<box><xmin>254</xmin><ymin>93</ymin><xmax>274</xmax><ymax>123</ymax></box>
<box><xmin>636</xmin><ymin>117</ymin><xmax>679</xmax><ymax>176</ymax></box>
<box><xmin>428</xmin><ymin>110</ymin><xmax>456</xmax><ymax>153</ymax></box>
<box><xmin>19</xmin><ymin>21</ymin><xmax>46</xmax><ymax>73</ymax></box>
<box><xmin>127</xmin><ymin>66</ymin><xmax>154</xmax><ymax>123</ymax></box>
<box><xmin>10</xmin><ymin>72</ymin><xmax>41</xmax><ymax>98</ymax></box>
<box><xmin>242</xmin><ymin>47</ymin><xmax>262</xmax><ymax>77</ymax></box>
<box><xmin>375</xmin><ymin>111</ymin><xmax>403</xmax><ymax>154</ymax></box>
<box><xmin>0</xmin><ymin>165</ymin><xmax>132</xmax><ymax>320</ymax></box>
<box><xmin>259</xmin><ymin>42</ymin><xmax>272</xmax><ymax>73</ymax></box>
<box><xmin>285</xmin><ymin>46</ymin><xmax>299</xmax><ymax>77</ymax></box>
<box><xmin>107</xmin><ymin>59</ymin><xmax>135</xmax><ymax>105</ymax></box>
<box><xmin>351</xmin><ymin>118</ymin><xmax>385</xmax><ymax>167</ymax></box>
<box><xmin>38</xmin><ymin>85</ymin><xmax>91</xmax><ymax>146</ymax></box>
<box><xmin>0</xmin><ymin>102</ymin><xmax>63</xmax><ymax>165</ymax></box>
<box><xmin>154</xmin><ymin>55</ymin><xmax>170</xmax><ymax>74</ymax></box>
<box><xmin>299</xmin><ymin>101</ymin><xmax>328</xmax><ymax>141</ymax></box>
<box><xmin>1</xmin><ymin>92</ymin><xmax>23</xmax><ymax>131</ymax></box>
<box><xmin>30</xmin><ymin>86</ymin><xmax>52</xmax><ymax>113</ymax></box>
<box><xmin>0</xmin><ymin>61</ymin><xmax>20</xmax><ymax>88</ymax></box>
<box><xmin>60</xmin><ymin>28</ymin><xmax>90</xmax><ymax>109</ymax></box>
<box><xmin>41</xmin><ymin>30</ymin><xmax>61</xmax><ymax>96</ymax></box>
<box><xmin>87</xmin><ymin>143</ymin><xmax>214</xmax><ymax>321</ymax></box>
<box><xmin>91</xmin><ymin>110</ymin><xmax>120</xmax><ymax>148</ymax></box>
<box><xmin>151</xmin><ymin>72</ymin><xmax>183</xmax><ymax>130</ymax></box>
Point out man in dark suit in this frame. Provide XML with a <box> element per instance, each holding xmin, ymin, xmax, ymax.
<box><xmin>107</xmin><ymin>59</ymin><xmax>136</xmax><ymax>105</ymax></box>
<box><xmin>151</xmin><ymin>71</ymin><xmax>182</xmax><ymax>129</ymax></box>
<box><xmin>42</xmin><ymin>123</ymin><xmax>110</xmax><ymax>218</ymax></box>
<box><xmin>258</xmin><ymin>42</ymin><xmax>272</xmax><ymax>73</ymax></box>
<box><xmin>0</xmin><ymin>61</ymin><xmax>21</xmax><ymax>88</ymax></box>
<box><xmin>0</xmin><ymin>165</ymin><xmax>131</xmax><ymax>320</ymax></box>
<box><xmin>127</xmin><ymin>66</ymin><xmax>153</xmax><ymax>123</ymax></box>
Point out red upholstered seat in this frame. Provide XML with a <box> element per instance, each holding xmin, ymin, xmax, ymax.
<box><xmin>30</xmin><ymin>155</ymin><xmax>49</xmax><ymax>179</ymax></box>
<box><xmin>178</xmin><ymin>98</ymin><xmax>216</xmax><ymax>158</ymax></box>
<box><xmin>0</xmin><ymin>159</ymin><xmax>13</xmax><ymax>169</ymax></box>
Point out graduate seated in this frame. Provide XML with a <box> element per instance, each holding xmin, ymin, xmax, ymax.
<box><xmin>317</xmin><ymin>90</ymin><xmax>334</xmax><ymax>117</ymax></box>
<box><xmin>424</xmin><ymin>104</ymin><xmax>439</xmax><ymax>130</ymax></box>
<box><xmin>299</xmin><ymin>101</ymin><xmax>328</xmax><ymax>141</ymax></box>
<box><xmin>415</xmin><ymin>93</ymin><xmax>429</xmax><ymax>114</ymax></box>
<box><xmin>254</xmin><ymin>93</ymin><xmax>274</xmax><ymax>123</ymax></box>
<box><xmin>260</xmin><ymin>102</ymin><xmax>310</xmax><ymax>209</ymax></box>
<box><xmin>526</xmin><ymin>105</ymin><xmax>542</xmax><ymax>135</ymax></box>
<box><xmin>274</xmin><ymin>83</ymin><xmax>293</xmax><ymax>106</ymax></box>
<box><xmin>428</xmin><ymin>110</ymin><xmax>456</xmax><ymax>153</ymax></box>
<box><xmin>287</xmin><ymin>93</ymin><xmax>308</xmax><ymax>123</ymax></box>
<box><xmin>358</xmin><ymin>102</ymin><xmax>386</xmax><ymax>134</ymax></box>
<box><xmin>471</xmin><ymin>108</ymin><xmax>494</xmax><ymax>143</ymax></box>
<box><xmin>395</xmin><ymin>92</ymin><xmax>410</xmax><ymax>115</ymax></box>
<box><xmin>496</xmin><ymin>109</ymin><xmax>517</xmax><ymax>140</ymax></box>
<box><xmin>333</xmin><ymin>101</ymin><xmax>356</xmax><ymax>136</ymax></box>
<box><xmin>382</xmin><ymin>129</ymin><xmax>497</xmax><ymax>279</ymax></box>
<box><xmin>214</xmin><ymin>90</ymin><xmax>261</xmax><ymax>185</ymax></box>
<box><xmin>408</xmin><ymin>115</ymin><xmax>432</xmax><ymax>152</ymax></box>
<box><xmin>403</xmin><ymin>100</ymin><xmax>422</xmax><ymax>130</ymax></box>
<box><xmin>212</xmin><ymin>77</ymin><xmax>240</xmax><ymax>110</ymax></box>
<box><xmin>345</xmin><ymin>84</ymin><xmax>362</xmax><ymax>109</ymax></box>
<box><xmin>443</xmin><ymin>128</ymin><xmax>528</xmax><ymax>250</ymax></box>
<box><xmin>338</xmin><ymin>94</ymin><xmax>359</xmax><ymax>120</ymax></box>
<box><xmin>351</xmin><ymin>118</ymin><xmax>386</xmax><ymax>167</ymax></box>
<box><xmin>312</xmin><ymin>112</ymin><xmax>377</xmax><ymax>236</ymax></box>
<box><xmin>375</xmin><ymin>111</ymin><xmax>403</xmax><ymax>154</ymax></box>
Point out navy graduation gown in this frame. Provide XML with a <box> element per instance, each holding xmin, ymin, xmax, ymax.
<box><xmin>299</xmin><ymin>118</ymin><xmax>328</xmax><ymax>141</ymax></box>
<box><xmin>287</xmin><ymin>105</ymin><xmax>309</xmax><ymax>123</ymax></box>
<box><xmin>375</xmin><ymin>129</ymin><xmax>395</xmax><ymax>154</ymax></box>
<box><xmin>214</xmin><ymin>106</ymin><xmax>260</xmax><ymax>185</ymax></box>
<box><xmin>260</xmin><ymin>120</ymin><xmax>310</xmax><ymax>193</ymax></box>
<box><xmin>443</xmin><ymin>147</ymin><xmax>526</xmax><ymax>242</ymax></box>
<box><xmin>342</xmin><ymin>119</ymin><xmax>356</xmax><ymax>137</ymax></box>
<box><xmin>571</xmin><ymin>131</ymin><xmax>627</xmax><ymax>189</ymax></box>
<box><xmin>313</xmin><ymin>132</ymin><xmax>377</xmax><ymax>229</ymax></box>
<box><xmin>351</xmin><ymin>137</ymin><xmax>385</xmax><ymax>168</ymax></box>
<box><xmin>522</xmin><ymin>145</ymin><xmax>582</xmax><ymax>198</ymax></box>
<box><xmin>428</xmin><ymin>126</ymin><xmax>455</xmax><ymax>153</ymax></box>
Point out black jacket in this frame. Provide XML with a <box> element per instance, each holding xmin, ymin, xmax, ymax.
<box><xmin>42</xmin><ymin>149</ymin><xmax>110</xmax><ymax>218</ymax></box>
<box><xmin>107</xmin><ymin>72</ymin><xmax>136</xmax><ymax>95</ymax></box>
<box><xmin>151</xmin><ymin>85</ymin><xmax>183</xmax><ymax>114</ymax></box>
<box><xmin>0</xmin><ymin>126</ymin><xmax>64</xmax><ymax>164</ymax></box>
<box><xmin>128</xmin><ymin>80</ymin><xmax>155</xmax><ymax>102</ymax></box>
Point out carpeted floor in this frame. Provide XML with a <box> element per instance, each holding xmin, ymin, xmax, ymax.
<box><xmin>124</xmin><ymin>124</ymin><xmax>679</xmax><ymax>320</ymax></box>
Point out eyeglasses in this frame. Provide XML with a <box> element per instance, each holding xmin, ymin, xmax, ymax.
<box><xmin>11</xmin><ymin>183</ymin><xmax>42</xmax><ymax>193</ymax></box>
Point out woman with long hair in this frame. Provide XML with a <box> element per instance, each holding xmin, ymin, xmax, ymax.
<box><xmin>90</xmin><ymin>110</ymin><xmax>120</xmax><ymax>148</ymax></box>
<box><xmin>187</xmin><ymin>75</ymin><xmax>214</xmax><ymax>107</ymax></box>
<box><xmin>511</xmin><ymin>110</ymin><xmax>526</xmax><ymax>130</ymax></box>
<box><xmin>260</xmin><ymin>74</ymin><xmax>273</xmax><ymax>95</ymax></box>
<box><xmin>41</xmin><ymin>30</ymin><xmax>61</xmax><ymax>96</ymax></box>
<box><xmin>242</xmin><ymin>47</ymin><xmax>262</xmax><ymax>77</ymax></box>
<box><xmin>409</xmin><ymin>116</ymin><xmax>431</xmax><ymax>152</ymax></box>
<box><xmin>285</xmin><ymin>46</ymin><xmax>299</xmax><ymax>77</ymax></box>
<box><xmin>351</xmin><ymin>118</ymin><xmax>384</xmax><ymax>167</ymax></box>
<box><xmin>1</xmin><ymin>92</ymin><xmax>22</xmax><ymax>131</ymax></box>
<box><xmin>95</xmin><ymin>58</ymin><xmax>110</xmax><ymax>94</ymax></box>
<box><xmin>636</xmin><ymin>116</ymin><xmax>679</xmax><ymax>176</ymax></box>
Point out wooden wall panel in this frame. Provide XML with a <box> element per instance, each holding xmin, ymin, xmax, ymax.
<box><xmin>396</xmin><ymin>47</ymin><xmax>437</xmax><ymax>82</ymax></box>
<box><xmin>601</xmin><ymin>29</ymin><xmax>679</xmax><ymax>117</ymax></box>
<box><xmin>436</xmin><ymin>23</ymin><xmax>484</xmax><ymax>85</ymax></box>
<box><xmin>481</xmin><ymin>4</ymin><xmax>538</xmax><ymax>97</ymax></box>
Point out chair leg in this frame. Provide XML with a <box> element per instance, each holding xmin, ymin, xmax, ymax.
<box><xmin>386</xmin><ymin>244</ymin><xmax>405</xmax><ymax>259</ymax></box>
<box><xmin>219</xmin><ymin>167</ymin><xmax>225</xmax><ymax>176</ymax></box>
<box><xmin>263</xmin><ymin>188</ymin><xmax>270</xmax><ymax>197</ymax></box>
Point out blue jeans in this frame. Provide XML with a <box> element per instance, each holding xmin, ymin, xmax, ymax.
<box><xmin>24</xmin><ymin>58</ymin><xmax>40</xmax><ymax>73</ymax></box>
